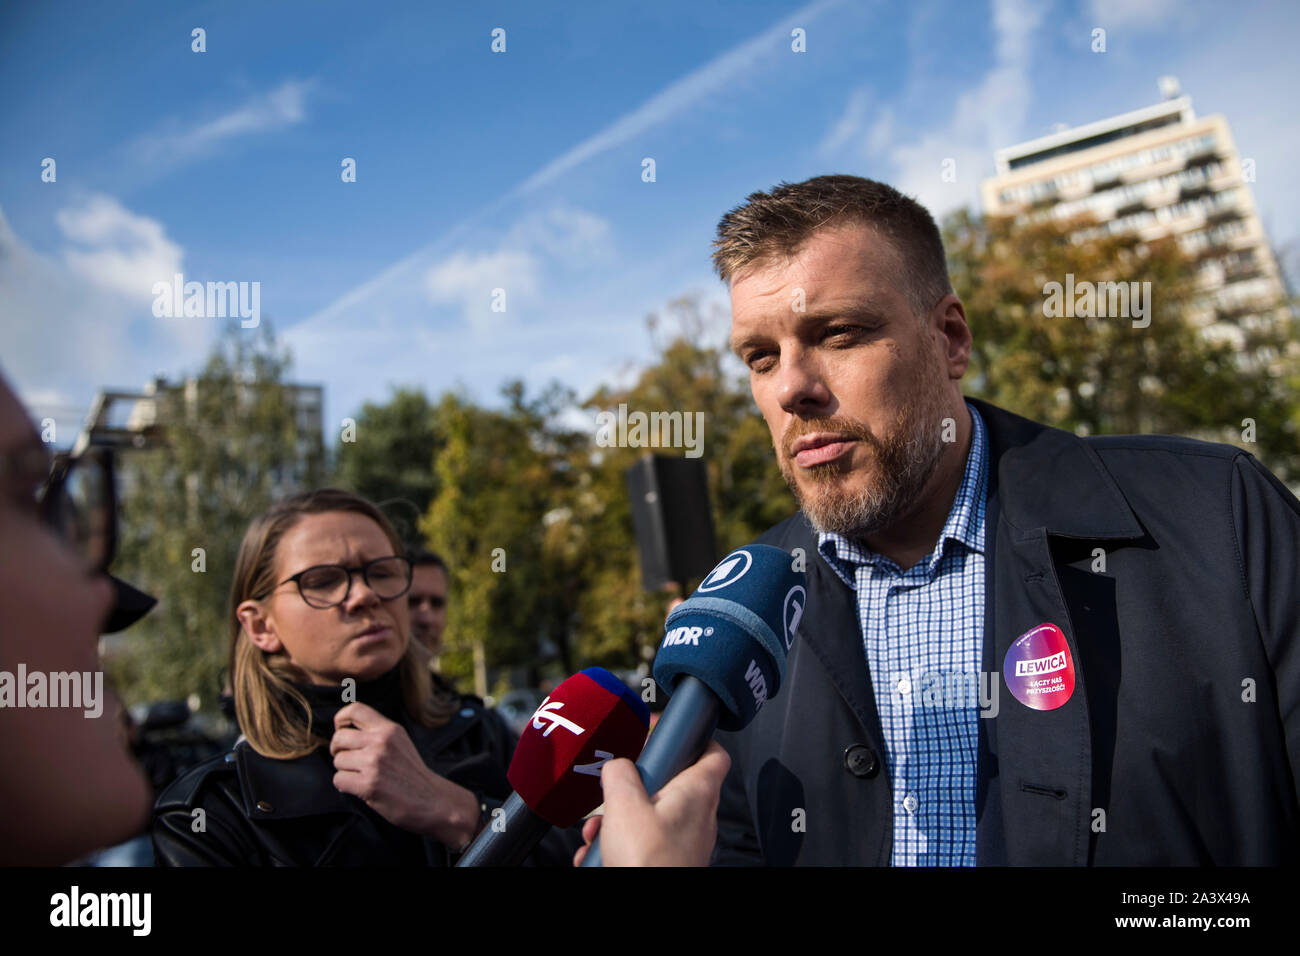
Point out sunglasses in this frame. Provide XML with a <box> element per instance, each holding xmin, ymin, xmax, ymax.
<box><xmin>40</xmin><ymin>446</ymin><xmax>118</xmax><ymax>574</ymax></box>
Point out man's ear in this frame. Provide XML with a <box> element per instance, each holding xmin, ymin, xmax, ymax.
<box><xmin>931</xmin><ymin>294</ymin><xmax>972</xmax><ymax>380</ymax></box>
<box><xmin>237</xmin><ymin>600</ymin><xmax>282</xmax><ymax>654</ymax></box>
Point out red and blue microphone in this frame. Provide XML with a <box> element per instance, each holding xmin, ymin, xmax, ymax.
<box><xmin>455</xmin><ymin>667</ymin><xmax>649</xmax><ymax>866</ymax></box>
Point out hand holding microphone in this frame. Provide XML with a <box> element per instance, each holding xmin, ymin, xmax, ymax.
<box><xmin>573</xmin><ymin>740</ymin><xmax>730</xmax><ymax>867</ymax></box>
<box><xmin>455</xmin><ymin>667</ymin><xmax>649</xmax><ymax>866</ymax></box>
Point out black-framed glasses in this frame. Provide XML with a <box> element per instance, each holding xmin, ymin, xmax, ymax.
<box><xmin>273</xmin><ymin>555</ymin><xmax>414</xmax><ymax>609</ymax></box>
<box><xmin>36</xmin><ymin>446</ymin><xmax>118</xmax><ymax>574</ymax></box>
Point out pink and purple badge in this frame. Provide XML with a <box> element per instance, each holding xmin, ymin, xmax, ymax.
<box><xmin>1003</xmin><ymin>623</ymin><xmax>1076</xmax><ymax>711</ymax></box>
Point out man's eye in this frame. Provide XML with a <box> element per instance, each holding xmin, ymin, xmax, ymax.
<box><xmin>746</xmin><ymin>351</ymin><xmax>777</xmax><ymax>372</ymax></box>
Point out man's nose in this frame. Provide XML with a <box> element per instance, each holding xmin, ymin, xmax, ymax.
<box><xmin>776</xmin><ymin>346</ymin><xmax>831</xmax><ymax>414</ymax></box>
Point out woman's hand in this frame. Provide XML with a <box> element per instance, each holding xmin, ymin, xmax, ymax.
<box><xmin>330</xmin><ymin>702</ymin><xmax>481</xmax><ymax>850</ymax></box>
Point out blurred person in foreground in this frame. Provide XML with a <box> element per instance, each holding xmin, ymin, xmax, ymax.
<box><xmin>152</xmin><ymin>488</ymin><xmax>577</xmax><ymax>865</ymax></box>
<box><xmin>0</xmin><ymin>374</ymin><xmax>153</xmax><ymax>865</ymax></box>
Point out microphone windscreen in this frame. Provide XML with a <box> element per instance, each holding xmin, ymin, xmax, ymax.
<box><xmin>654</xmin><ymin>543</ymin><xmax>805</xmax><ymax>731</ymax></box>
<box><xmin>506</xmin><ymin>667</ymin><xmax>650</xmax><ymax>827</ymax></box>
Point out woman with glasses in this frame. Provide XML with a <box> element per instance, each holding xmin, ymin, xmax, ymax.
<box><xmin>152</xmin><ymin>487</ymin><xmax>576</xmax><ymax>866</ymax></box>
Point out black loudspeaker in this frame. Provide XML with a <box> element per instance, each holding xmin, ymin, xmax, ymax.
<box><xmin>625</xmin><ymin>455</ymin><xmax>718</xmax><ymax>591</ymax></box>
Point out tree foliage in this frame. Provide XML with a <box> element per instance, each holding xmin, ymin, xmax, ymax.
<box><xmin>944</xmin><ymin>208</ymin><xmax>1300</xmax><ymax>480</ymax></box>
<box><xmin>421</xmin><ymin>383</ymin><xmax>587</xmax><ymax>693</ymax></box>
<box><xmin>333</xmin><ymin>387</ymin><xmax>442</xmax><ymax>546</ymax></box>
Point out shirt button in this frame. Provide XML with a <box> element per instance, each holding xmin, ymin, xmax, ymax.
<box><xmin>897</xmin><ymin>677</ymin><xmax>912</xmax><ymax>696</ymax></box>
<box><xmin>843</xmin><ymin>744</ymin><xmax>879</xmax><ymax>778</ymax></box>
<box><xmin>256</xmin><ymin>800</ymin><xmax>273</xmax><ymax>813</ymax></box>
<box><xmin>903</xmin><ymin>794</ymin><xmax>918</xmax><ymax>813</ymax></box>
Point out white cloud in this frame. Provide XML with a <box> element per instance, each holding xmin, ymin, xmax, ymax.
<box><xmin>284</xmin><ymin>207</ymin><xmax>683</xmax><ymax>433</ymax></box>
<box><xmin>0</xmin><ymin>204</ymin><xmax>209</xmax><ymax>445</ymax></box>
<box><xmin>505</xmin><ymin>207</ymin><xmax>614</xmax><ymax>263</ymax></box>
<box><xmin>422</xmin><ymin>205</ymin><xmax>614</xmax><ymax>332</ymax></box>
<box><xmin>425</xmin><ymin>249</ymin><xmax>540</xmax><ymax>332</ymax></box>
<box><xmin>55</xmin><ymin>194</ymin><xmax>183</xmax><ymax>302</ymax></box>
<box><xmin>1087</xmin><ymin>0</ymin><xmax>1181</xmax><ymax>29</ymax></box>
<box><xmin>820</xmin><ymin>0</ymin><xmax>1046</xmax><ymax>217</ymax></box>
<box><xmin>132</xmin><ymin>78</ymin><xmax>313</xmax><ymax>166</ymax></box>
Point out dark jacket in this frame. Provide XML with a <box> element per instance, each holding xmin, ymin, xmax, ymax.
<box><xmin>714</xmin><ymin>397</ymin><xmax>1300</xmax><ymax>865</ymax></box>
<box><xmin>153</xmin><ymin>671</ymin><xmax>580</xmax><ymax>866</ymax></box>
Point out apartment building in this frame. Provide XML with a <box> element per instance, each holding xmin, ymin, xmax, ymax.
<box><xmin>980</xmin><ymin>84</ymin><xmax>1290</xmax><ymax>349</ymax></box>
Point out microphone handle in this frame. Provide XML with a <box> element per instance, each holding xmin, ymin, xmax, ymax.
<box><xmin>580</xmin><ymin>676</ymin><xmax>724</xmax><ymax>867</ymax></box>
<box><xmin>455</xmin><ymin>791</ymin><xmax>553</xmax><ymax>867</ymax></box>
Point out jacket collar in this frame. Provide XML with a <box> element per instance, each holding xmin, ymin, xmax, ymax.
<box><xmin>965</xmin><ymin>397</ymin><xmax>1142</xmax><ymax>540</ymax></box>
<box><xmin>234</xmin><ymin>703</ymin><xmax>488</xmax><ymax>821</ymax></box>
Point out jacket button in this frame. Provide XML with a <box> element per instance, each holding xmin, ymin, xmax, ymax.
<box><xmin>844</xmin><ymin>744</ymin><xmax>879</xmax><ymax>778</ymax></box>
<box><xmin>256</xmin><ymin>800</ymin><xmax>273</xmax><ymax>813</ymax></box>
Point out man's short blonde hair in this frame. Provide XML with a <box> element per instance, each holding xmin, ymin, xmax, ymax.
<box><xmin>711</xmin><ymin>174</ymin><xmax>953</xmax><ymax>317</ymax></box>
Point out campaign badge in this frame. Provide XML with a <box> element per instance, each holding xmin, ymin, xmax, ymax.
<box><xmin>1003</xmin><ymin>623</ymin><xmax>1075</xmax><ymax>711</ymax></box>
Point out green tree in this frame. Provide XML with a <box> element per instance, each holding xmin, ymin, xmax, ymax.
<box><xmin>944</xmin><ymin>208</ymin><xmax>1300</xmax><ymax>481</ymax></box>
<box><xmin>107</xmin><ymin>321</ymin><xmax>324</xmax><ymax>710</ymax></box>
<box><xmin>333</xmin><ymin>387</ymin><xmax>442</xmax><ymax>546</ymax></box>
<box><xmin>421</xmin><ymin>383</ymin><xmax>586</xmax><ymax>695</ymax></box>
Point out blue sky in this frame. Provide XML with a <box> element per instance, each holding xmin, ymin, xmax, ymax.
<box><xmin>3</xmin><ymin>0</ymin><xmax>1297</xmax><ymax>446</ymax></box>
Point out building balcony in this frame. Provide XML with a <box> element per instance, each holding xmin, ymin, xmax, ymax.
<box><xmin>1114</xmin><ymin>200</ymin><xmax>1149</xmax><ymax>219</ymax></box>
<box><xmin>1205</xmin><ymin>206</ymin><xmax>1241</xmax><ymax>226</ymax></box>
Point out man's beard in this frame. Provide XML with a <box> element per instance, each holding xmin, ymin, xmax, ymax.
<box><xmin>778</xmin><ymin>392</ymin><xmax>951</xmax><ymax>540</ymax></box>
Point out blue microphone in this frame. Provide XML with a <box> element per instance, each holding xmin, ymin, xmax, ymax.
<box><xmin>580</xmin><ymin>543</ymin><xmax>805</xmax><ymax>866</ymax></box>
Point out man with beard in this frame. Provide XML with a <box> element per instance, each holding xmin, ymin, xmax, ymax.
<box><xmin>707</xmin><ymin>174</ymin><xmax>1300</xmax><ymax>866</ymax></box>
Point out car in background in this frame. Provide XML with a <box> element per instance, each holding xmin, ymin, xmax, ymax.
<box><xmin>493</xmin><ymin>688</ymin><xmax>548</xmax><ymax>738</ymax></box>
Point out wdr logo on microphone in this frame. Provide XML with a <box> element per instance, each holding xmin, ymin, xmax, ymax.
<box><xmin>663</xmin><ymin>625</ymin><xmax>713</xmax><ymax>648</ymax></box>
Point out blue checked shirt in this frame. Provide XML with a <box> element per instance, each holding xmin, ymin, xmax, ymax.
<box><xmin>818</xmin><ymin>402</ymin><xmax>988</xmax><ymax>866</ymax></box>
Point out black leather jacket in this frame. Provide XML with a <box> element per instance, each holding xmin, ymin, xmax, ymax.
<box><xmin>152</xmin><ymin>671</ymin><xmax>579</xmax><ymax>866</ymax></box>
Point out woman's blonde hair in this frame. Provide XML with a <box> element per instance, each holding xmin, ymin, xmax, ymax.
<box><xmin>229</xmin><ymin>488</ymin><xmax>459</xmax><ymax>758</ymax></box>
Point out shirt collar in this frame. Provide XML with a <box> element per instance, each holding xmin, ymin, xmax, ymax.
<box><xmin>817</xmin><ymin>401</ymin><xmax>988</xmax><ymax>582</ymax></box>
